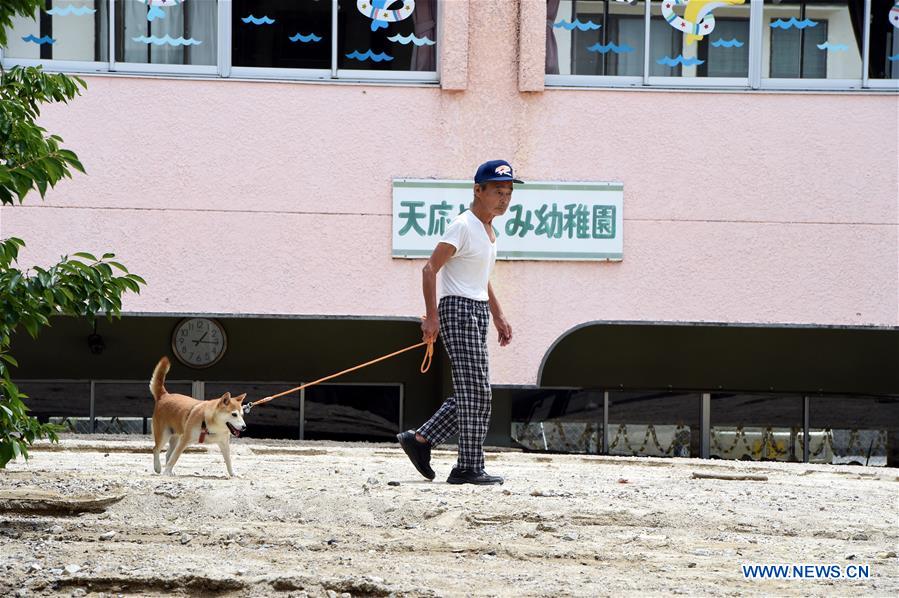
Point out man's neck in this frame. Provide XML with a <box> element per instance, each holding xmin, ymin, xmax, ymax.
<box><xmin>470</xmin><ymin>204</ymin><xmax>493</xmax><ymax>226</ymax></box>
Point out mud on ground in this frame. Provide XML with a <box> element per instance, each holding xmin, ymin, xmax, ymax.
<box><xmin>0</xmin><ymin>435</ymin><xmax>897</xmax><ymax>597</ymax></box>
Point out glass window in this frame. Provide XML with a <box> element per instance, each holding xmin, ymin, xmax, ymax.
<box><xmin>338</xmin><ymin>0</ymin><xmax>437</xmax><ymax>72</ymax></box>
<box><xmin>808</xmin><ymin>395</ymin><xmax>899</xmax><ymax>467</ymax></box>
<box><xmin>548</xmin><ymin>0</ymin><xmax>646</xmax><ymax>76</ymax></box>
<box><xmin>3</xmin><ymin>1</ymin><xmax>108</xmax><ymax>62</ymax></box>
<box><xmin>206</xmin><ymin>382</ymin><xmax>300</xmax><ymax>439</ymax></box>
<box><xmin>304</xmin><ymin>384</ymin><xmax>401</xmax><ymax>441</ymax></box>
<box><xmin>650</xmin><ymin>0</ymin><xmax>751</xmax><ymax>79</ymax></box>
<box><xmin>16</xmin><ymin>380</ymin><xmax>91</xmax><ymax>422</ymax></box>
<box><xmin>95</xmin><ymin>380</ymin><xmax>190</xmax><ymax>433</ymax></box>
<box><xmin>510</xmin><ymin>388</ymin><xmax>603</xmax><ymax>453</ymax></box>
<box><xmin>871</xmin><ymin>0</ymin><xmax>899</xmax><ymax>80</ymax></box>
<box><xmin>710</xmin><ymin>393</ymin><xmax>804</xmax><ymax>462</ymax></box>
<box><xmin>232</xmin><ymin>0</ymin><xmax>331</xmax><ymax>69</ymax></box>
<box><xmin>763</xmin><ymin>1</ymin><xmax>863</xmax><ymax>79</ymax></box>
<box><xmin>608</xmin><ymin>391</ymin><xmax>700</xmax><ymax>457</ymax></box>
<box><xmin>115</xmin><ymin>0</ymin><xmax>217</xmax><ymax>66</ymax></box>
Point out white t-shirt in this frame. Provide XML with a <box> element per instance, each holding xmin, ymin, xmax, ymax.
<box><xmin>437</xmin><ymin>210</ymin><xmax>497</xmax><ymax>302</ymax></box>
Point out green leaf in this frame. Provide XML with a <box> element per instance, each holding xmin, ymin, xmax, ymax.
<box><xmin>72</xmin><ymin>252</ymin><xmax>97</xmax><ymax>261</ymax></box>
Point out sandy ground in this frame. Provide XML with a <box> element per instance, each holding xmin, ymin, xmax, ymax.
<box><xmin>0</xmin><ymin>435</ymin><xmax>897</xmax><ymax>597</ymax></box>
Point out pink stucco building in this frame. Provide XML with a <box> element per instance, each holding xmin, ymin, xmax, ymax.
<box><xmin>2</xmin><ymin>1</ymin><xmax>897</xmax><ymax>464</ymax></box>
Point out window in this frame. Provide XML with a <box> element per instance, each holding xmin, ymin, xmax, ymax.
<box><xmin>710</xmin><ymin>393</ymin><xmax>804</xmax><ymax>461</ymax></box>
<box><xmin>808</xmin><ymin>395</ymin><xmax>899</xmax><ymax>467</ymax></box>
<box><xmin>546</xmin><ymin>0</ymin><xmax>898</xmax><ymax>89</ymax></box>
<box><xmin>1</xmin><ymin>0</ymin><xmax>439</xmax><ymax>81</ymax></box>
<box><xmin>763</xmin><ymin>1</ymin><xmax>861</xmax><ymax>81</ymax></box>
<box><xmin>2</xmin><ymin>1</ymin><xmax>108</xmax><ymax>65</ymax></box>
<box><xmin>304</xmin><ymin>384</ymin><xmax>402</xmax><ymax>442</ymax></box>
<box><xmin>509</xmin><ymin>388</ymin><xmax>603</xmax><ymax>453</ymax></box>
<box><xmin>608</xmin><ymin>391</ymin><xmax>700</xmax><ymax>457</ymax></box>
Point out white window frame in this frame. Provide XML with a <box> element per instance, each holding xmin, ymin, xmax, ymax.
<box><xmin>545</xmin><ymin>0</ymin><xmax>899</xmax><ymax>92</ymax></box>
<box><xmin>0</xmin><ymin>0</ymin><xmax>440</xmax><ymax>84</ymax></box>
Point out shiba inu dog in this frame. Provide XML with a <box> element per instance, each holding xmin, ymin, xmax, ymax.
<box><xmin>149</xmin><ymin>356</ymin><xmax>247</xmax><ymax>477</ymax></box>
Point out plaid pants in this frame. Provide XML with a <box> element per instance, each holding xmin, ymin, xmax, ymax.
<box><xmin>417</xmin><ymin>295</ymin><xmax>492</xmax><ymax>471</ymax></box>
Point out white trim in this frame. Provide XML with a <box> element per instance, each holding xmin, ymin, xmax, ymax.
<box><xmin>218</xmin><ymin>0</ymin><xmax>232</xmax><ymax>78</ymax></box>
<box><xmin>748</xmin><ymin>0</ymin><xmax>763</xmax><ymax>89</ymax></box>
<box><xmin>866</xmin><ymin>79</ymin><xmax>899</xmax><ymax>90</ymax></box>
<box><xmin>545</xmin><ymin>74</ymin><xmax>644</xmax><ymax>88</ymax></box>
<box><xmin>331</xmin><ymin>0</ymin><xmax>338</xmax><ymax>79</ymax></box>
<box><xmin>642</xmin><ymin>0</ymin><xmax>651</xmax><ymax>85</ymax></box>
<box><xmin>761</xmin><ymin>78</ymin><xmax>865</xmax><ymax>91</ymax></box>
<box><xmin>0</xmin><ymin>58</ymin><xmax>108</xmax><ymax>73</ymax></box>
<box><xmin>229</xmin><ymin>66</ymin><xmax>332</xmax><ymax>81</ymax></box>
<box><xmin>645</xmin><ymin>76</ymin><xmax>749</xmax><ymax>88</ymax></box>
<box><xmin>108</xmin><ymin>0</ymin><xmax>115</xmax><ymax>72</ymax></box>
<box><xmin>862</xmin><ymin>0</ymin><xmax>871</xmax><ymax>88</ymax></box>
<box><xmin>335</xmin><ymin>69</ymin><xmax>439</xmax><ymax>82</ymax></box>
<box><xmin>112</xmin><ymin>62</ymin><xmax>218</xmax><ymax>76</ymax></box>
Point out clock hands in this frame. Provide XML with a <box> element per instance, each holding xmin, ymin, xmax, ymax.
<box><xmin>192</xmin><ymin>331</ymin><xmax>209</xmax><ymax>346</ymax></box>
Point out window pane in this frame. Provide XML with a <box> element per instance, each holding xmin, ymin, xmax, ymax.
<box><xmin>206</xmin><ymin>382</ymin><xmax>300</xmax><ymax>440</ymax></box>
<box><xmin>338</xmin><ymin>0</ymin><xmax>438</xmax><ymax>72</ymax></box>
<box><xmin>710</xmin><ymin>393</ymin><xmax>803</xmax><ymax>462</ymax></box>
<box><xmin>95</xmin><ymin>380</ymin><xmax>190</xmax><ymax>434</ymax></box>
<box><xmin>809</xmin><ymin>395</ymin><xmax>899</xmax><ymax>467</ymax></box>
<box><xmin>650</xmin><ymin>0</ymin><xmax>750</xmax><ymax>79</ymax></box>
<box><xmin>871</xmin><ymin>1</ymin><xmax>899</xmax><ymax>79</ymax></box>
<box><xmin>17</xmin><ymin>381</ymin><xmax>91</xmax><ymax>421</ymax></box>
<box><xmin>548</xmin><ymin>0</ymin><xmax>645</xmax><ymax>76</ymax></box>
<box><xmin>304</xmin><ymin>384</ymin><xmax>400</xmax><ymax>441</ymax></box>
<box><xmin>510</xmin><ymin>389</ymin><xmax>603</xmax><ymax>453</ymax></box>
<box><xmin>232</xmin><ymin>0</ymin><xmax>330</xmax><ymax>69</ymax></box>
<box><xmin>764</xmin><ymin>1</ymin><xmax>862</xmax><ymax>79</ymax></box>
<box><xmin>116</xmin><ymin>0</ymin><xmax>216</xmax><ymax>66</ymax></box>
<box><xmin>608</xmin><ymin>391</ymin><xmax>700</xmax><ymax>457</ymax></box>
<box><xmin>3</xmin><ymin>1</ymin><xmax>108</xmax><ymax>62</ymax></box>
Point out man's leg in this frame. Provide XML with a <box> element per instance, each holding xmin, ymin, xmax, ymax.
<box><xmin>453</xmin><ymin>301</ymin><xmax>492</xmax><ymax>472</ymax></box>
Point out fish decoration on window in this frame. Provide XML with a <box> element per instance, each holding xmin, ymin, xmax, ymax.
<box><xmin>137</xmin><ymin>0</ymin><xmax>184</xmax><ymax>22</ymax></box>
<box><xmin>890</xmin><ymin>2</ymin><xmax>899</xmax><ymax>30</ymax></box>
<box><xmin>357</xmin><ymin>0</ymin><xmax>415</xmax><ymax>32</ymax></box>
<box><xmin>660</xmin><ymin>0</ymin><xmax>746</xmax><ymax>45</ymax></box>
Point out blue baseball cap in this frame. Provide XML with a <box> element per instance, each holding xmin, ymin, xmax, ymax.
<box><xmin>474</xmin><ymin>159</ymin><xmax>524</xmax><ymax>184</ymax></box>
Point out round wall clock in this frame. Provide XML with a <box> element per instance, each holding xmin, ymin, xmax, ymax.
<box><xmin>171</xmin><ymin>317</ymin><xmax>227</xmax><ymax>369</ymax></box>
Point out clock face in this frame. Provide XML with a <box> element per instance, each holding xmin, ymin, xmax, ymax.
<box><xmin>172</xmin><ymin>318</ymin><xmax>226</xmax><ymax>368</ymax></box>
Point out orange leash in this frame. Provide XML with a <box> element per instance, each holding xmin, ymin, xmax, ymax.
<box><xmin>242</xmin><ymin>339</ymin><xmax>434</xmax><ymax>414</ymax></box>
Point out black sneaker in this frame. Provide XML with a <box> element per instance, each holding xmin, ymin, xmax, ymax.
<box><xmin>446</xmin><ymin>467</ymin><xmax>504</xmax><ymax>485</ymax></box>
<box><xmin>396</xmin><ymin>430</ymin><xmax>435</xmax><ymax>480</ymax></box>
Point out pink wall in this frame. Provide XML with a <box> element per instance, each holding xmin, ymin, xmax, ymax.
<box><xmin>2</xmin><ymin>0</ymin><xmax>896</xmax><ymax>385</ymax></box>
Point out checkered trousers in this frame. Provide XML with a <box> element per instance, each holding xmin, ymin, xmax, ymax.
<box><xmin>417</xmin><ymin>295</ymin><xmax>492</xmax><ymax>471</ymax></box>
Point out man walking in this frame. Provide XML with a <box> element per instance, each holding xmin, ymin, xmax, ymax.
<box><xmin>397</xmin><ymin>160</ymin><xmax>520</xmax><ymax>485</ymax></box>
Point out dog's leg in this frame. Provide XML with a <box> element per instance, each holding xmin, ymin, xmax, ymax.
<box><xmin>152</xmin><ymin>424</ymin><xmax>168</xmax><ymax>474</ymax></box>
<box><xmin>219</xmin><ymin>440</ymin><xmax>234</xmax><ymax>478</ymax></box>
<box><xmin>165</xmin><ymin>435</ymin><xmax>178</xmax><ymax>465</ymax></box>
<box><xmin>163</xmin><ymin>434</ymin><xmax>191</xmax><ymax>476</ymax></box>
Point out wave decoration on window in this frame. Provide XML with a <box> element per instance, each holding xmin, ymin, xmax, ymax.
<box><xmin>710</xmin><ymin>37</ymin><xmax>744</xmax><ymax>48</ymax></box>
<box><xmin>44</xmin><ymin>4</ymin><xmax>96</xmax><ymax>16</ymax></box>
<box><xmin>132</xmin><ymin>35</ymin><xmax>203</xmax><ymax>47</ymax></box>
<box><xmin>242</xmin><ymin>15</ymin><xmax>276</xmax><ymax>26</ymax></box>
<box><xmin>769</xmin><ymin>17</ymin><xmax>818</xmax><ymax>30</ymax></box>
<box><xmin>586</xmin><ymin>42</ymin><xmax>634</xmax><ymax>54</ymax></box>
<box><xmin>137</xmin><ymin>0</ymin><xmax>184</xmax><ymax>22</ymax></box>
<box><xmin>387</xmin><ymin>33</ymin><xmax>435</xmax><ymax>47</ymax></box>
<box><xmin>289</xmin><ymin>33</ymin><xmax>323</xmax><ymax>44</ymax></box>
<box><xmin>345</xmin><ymin>50</ymin><xmax>394</xmax><ymax>63</ymax></box>
<box><xmin>554</xmin><ymin>19</ymin><xmax>601</xmax><ymax>31</ymax></box>
<box><xmin>657</xmin><ymin>54</ymin><xmax>704</xmax><ymax>67</ymax></box>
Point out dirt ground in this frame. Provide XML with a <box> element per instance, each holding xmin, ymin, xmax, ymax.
<box><xmin>0</xmin><ymin>435</ymin><xmax>897</xmax><ymax>597</ymax></box>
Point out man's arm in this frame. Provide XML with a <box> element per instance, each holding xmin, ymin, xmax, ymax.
<box><xmin>488</xmin><ymin>282</ymin><xmax>512</xmax><ymax>346</ymax></box>
<box><xmin>421</xmin><ymin>242</ymin><xmax>456</xmax><ymax>342</ymax></box>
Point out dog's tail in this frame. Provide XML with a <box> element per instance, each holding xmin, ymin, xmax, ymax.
<box><xmin>150</xmin><ymin>356</ymin><xmax>170</xmax><ymax>401</ymax></box>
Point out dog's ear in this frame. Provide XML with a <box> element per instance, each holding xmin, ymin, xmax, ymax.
<box><xmin>234</xmin><ymin>393</ymin><xmax>247</xmax><ymax>404</ymax></box>
<box><xmin>220</xmin><ymin>392</ymin><xmax>232</xmax><ymax>405</ymax></box>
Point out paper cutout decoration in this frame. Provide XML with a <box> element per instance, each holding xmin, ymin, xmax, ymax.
<box><xmin>661</xmin><ymin>0</ymin><xmax>747</xmax><ymax>45</ymax></box>
<box><xmin>345</xmin><ymin>50</ymin><xmax>393</xmax><ymax>62</ymax></box>
<box><xmin>816</xmin><ymin>42</ymin><xmax>847</xmax><ymax>52</ymax></box>
<box><xmin>387</xmin><ymin>33</ymin><xmax>435</xmax><ymax>46</ymax></box>
<box><xmin>289</xmin><ymin>33</ymin><xmax>323</xmax><ymax>43</ymax></box>
<box><xmin>657</xmin><ymin>54</ymin><xmax>704</xmax><ymax>67</ymax></box>
<box><xmin>614</xmin><ymin>0</ymin><xmax>639</xmax><ymax>4</ymax></box>
<box><xmin>554</xmin><ymin>19</ymin><xmax>601</xmax><ymax>31</ymax></box>
<box><xmin>357</xmin><ymin>0</ymin><xmax>415</xmax><ymax>32</ymax></box>
<box><xmin>22</xmin><ymin>34</ymin><xmax>55</xmax><ymax>45</ymax></box>
<box><xmin>132</xmin><ymin>35</ymin><xmax>202</xmax><ymax>46</ymax></box>
<box><xmin>888</xmin><ymin>54</ymin><xmax>899</xmax><ymax>62</ymax></box>
<box><xmin>710</xmin><ymin>38</ymin><xmax>743</xmax><ymax>48</ymax></box>
<box><xmin>242</xmin><ymin>15</ymin><xmax>276</xmax><ymax>25</ymax></box>
<box><xmin>586</xmin><ymin>42</ymin><xmax>634</xmax><ymax>54</ymax></box>
<box><xmin>45</xmin><ymin>5</ymin><xmax>96</xmax><ymax>16</ymax></box>
<box><xmin>137</xmin><ymin>0</ymin><xmax>182</xmax><ymax>22</ymax></box>
<box><xmin>769</xmin><ymin>18</ymin><xmax>818</xmax><ymax>30</ymax></box>
<box><xmin>890</xmin><ymin>3</ymin><xmax>899</xmax><ymax>29</ymax></box>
